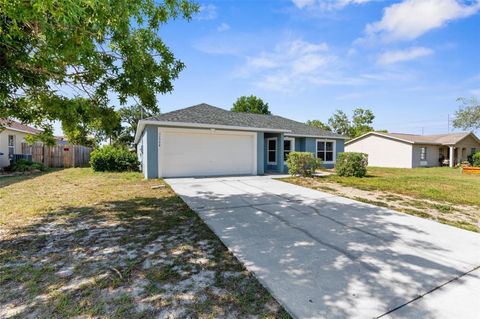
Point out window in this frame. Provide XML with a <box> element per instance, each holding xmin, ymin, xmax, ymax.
<box><xmin>283</xmin><ymin>138</ymin><xmax>294</xmax><ymax>160</ymax></box>
<box><xmin>420</xmin><ymin>147</ymin><xmax>427</xmax><ymax>160</ymax></box>
<box><xmin>8</xmin><ymin>135</ymin><xmax>15</xmax><ymax>159</ymax></box>
<box><xmin>267</xmin><ymin>138</ymin><xmax>277</xmax><ymax>164</ymax></box>
<box><xmin>472</xmin><ymin>148</ymin><xmax>477</xmax><ymax>155</ymax></box>
<box><xmin>316</xmin><ymin>140</ymin><xmax>335</xmax><ymax>162</ymax></box>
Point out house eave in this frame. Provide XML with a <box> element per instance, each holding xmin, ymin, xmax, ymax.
<box><xmin>134</xmin><ymin>120</ymin><xmax>291</xmax><ymax>144</ymax></box>
<box><xmin>286</xmin><ymin>133</ymin><xmax>348</xmax><ymax>140</ymax></box>
<box><xmin>345</xmin><ymin>132</ymin><xmax>415</xmax><ymax>145</ymax></box>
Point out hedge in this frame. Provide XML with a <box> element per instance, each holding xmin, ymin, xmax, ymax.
<box><xmin>90</xmin><ymin>146</ymin><xmax>139</xmax><ymax>172</ymax></box>
<box><xmin>335</xmin><ymin>152</ymin><xmax>368</xmax><ymax>177</ymax></box>
<box><xmin>286</xmin><ymin>152</ymin><xmax>321</xmax><ymax>177</ymax></box>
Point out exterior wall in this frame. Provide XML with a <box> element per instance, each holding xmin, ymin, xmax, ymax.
<box><xmin>257</xmin><ymin>132</ymin><xmax>265</xmax><ymax>175</ymax></box>
<box><xmin>138</xmin><ymin>125</ymin><xmax>159</xmax><ymax>179</ymax></box>
<box><xmin>264</xmin><ymin>132</ymin><xmax>284</xmax><ymax>172</ymax></box>
<box><xmin>455</xmin><ymin>135</ymin><xmax>480</xmax><ymax>162</ymax></box>
<box><xmin>345</xmin><ymin>135</ymin><xmax>413</xmax><ymax>168</ymax></box>
<box><xmin>411</xmin><ymin>144</ymin><xmax>440</xmax><ymax>168</ymax></box>
<box><xmin>0</xmin><ymin>129</ymin><xmax>29</xmax><ymax>168</ymax></box>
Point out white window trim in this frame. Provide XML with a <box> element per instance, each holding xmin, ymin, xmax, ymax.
<box><xmin>284</xmin><ymin>137</ymin><xmax>295</xmax><ymax>160</ymax></box>
<box><xmin>420</xmin><ymin>147</ymin><xmax>427</xmax><ymax>161</ymax></box>
<box><xmin>267</xmin><ymin>137</ymin><xmax>277</xmax><ymax>165</ymax></box>
<box><xmin>8</xmin><ymin>135</ymin><xmax>15</xmax><ymax>158</ymax></box>
<box><xmin>315</xmin><ymin>139</ymin><xmax>336</xmax><ymax>164</ymax></box>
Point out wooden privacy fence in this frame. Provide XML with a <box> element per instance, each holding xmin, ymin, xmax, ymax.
<box><xmin>21</xmin><ymin>143</ymin><xmax>93</xmax><ymax>168</ymax></box>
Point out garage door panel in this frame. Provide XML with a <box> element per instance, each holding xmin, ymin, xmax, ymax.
<box><xmin>161</xmin><ymin>129</ymin><xmax>256</xmax><ymax>177</ymax></box>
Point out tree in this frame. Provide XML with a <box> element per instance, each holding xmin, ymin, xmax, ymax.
<box><xmin>326</xmin><ymin>108</ymin><xmax>376</xmax><ymax>138</ymax></box>
<box><xmin>328</xmin><ymin>110</ymin><xmax>352</xmax><ymax>136</ymax></box>
<box><xmin>231</xmin><ymin>96</ymin><xmax>271</xmax><ymax>114</ymax></box>
<box><xmin>0</xmin><ymin>0</ymin><xmax>198</xmax><ymax>135</ymax></box>
<box><xmin>55</xmin><ymin>97</ymin><xmax>121</xmax><ymax>147</ymax></box>
<box><xmin>351</xmin><ymin>108</ymin><xmax>375</xmax><ymax>137</ymax></box>
<box><xmin>306</xmin><ymin>120</ymin><xmax>331</xmax><ymax>131</ymax></box>
<box><xmin>113</xmin><ymin>105</ymin><xmax>154</xmax><ymax>147</ymax></box>
<box><xmin>453</xmin><ymin>97</ymin><xmax>480</xmax><ymax>131</ymax></box>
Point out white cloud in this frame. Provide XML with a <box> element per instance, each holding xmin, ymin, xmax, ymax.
<box><xmin>292</xmin><ymin>0</ymin><xmax>374</xmax><ymax>11</ymax></box>
<box><xmin>197</xmin><ymin>4</ymin><xmax>217</xmax><ymax>21</ymax></box>
<box><xmin>236</xmin><ymin>39</ymin><xmax>336</xmax><ymax>91</ymax></box>
<box><xmin>365</xmin><ymin>0</ymin><xmax>480</xmax><ymax>42</ymax></box>
<box><xmin>378</xmin><ymin>47</ymin><xmax>433</xmax><ymax>64</ymax></box>
<box><xmin>217</xmin><ymin>23</ymin><xmax>230</xmax><ymax>32</ymax></box>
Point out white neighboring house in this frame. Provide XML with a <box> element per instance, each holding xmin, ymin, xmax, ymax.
<box><xmin>0</xmin><ymin>120</ymin><xmax>43</xmax><ymax>169</ymax></box>
<box><xmin>345</xmin><ymin>131</ymin><xmax>480</xmax><ymax>168</ymax></box>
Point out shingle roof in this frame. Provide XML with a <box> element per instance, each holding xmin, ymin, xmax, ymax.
<box><xmin>347</xmin><ymin>131</ymin><xmax>479</xmax><ymax>145</ymax></box>
<box><xmin>146</xmin><ymin>103</ymin><xmax>344</xmax><ymax>138</ymax></box>
<box><xmin>0</xmin><ymin>119</ymin><xmax>43</xmax><ymax>135</ymax></box>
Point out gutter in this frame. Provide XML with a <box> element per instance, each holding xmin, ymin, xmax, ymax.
<box><xmin>134</xmin><ymin>120</ymin><xmax>291</xmax><ymax>144</ymax></box>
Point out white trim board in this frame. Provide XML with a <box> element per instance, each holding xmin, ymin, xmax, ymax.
<box><xmin>267</xmin><ymin>137</ymin><xmax>277</xmax><ymax>165</ymax></box>
<box><xmin>315</xmin><ymin>139</ymin><xmax>336</xmax><ymax>164</ymax></box>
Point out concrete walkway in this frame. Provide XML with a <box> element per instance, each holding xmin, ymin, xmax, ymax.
<box><xmin>166</xmin><ymin>176</ymin><xmax>480</xmax><ymax>319</ymax></box>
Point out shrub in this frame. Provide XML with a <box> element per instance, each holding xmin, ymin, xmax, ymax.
<box><xmin>9</xmin><ymin>159</ymin><xmax>45</xmax><ymax>172</ymax></box>
<box><xmin>335</xmin><ymin>152</ymin><xmax>368</xmax><ymax>177</ymax></box>
<box><xmin>472</xmin><ymin>152</ymin><xmax>480</xmax><ymax>167</ymax></box>
<box><xmin>90</xmin><ymin>146</ymin><xmax>139</xmax><ymax>172</ymax></box>
<box><xmin>286</xmin><ymin>152</ymin><xmax>321</xmax><ymax>177</ymax></box>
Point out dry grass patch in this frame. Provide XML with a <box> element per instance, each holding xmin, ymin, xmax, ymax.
<box><xmin>0</xmin><ymin>168</ymin><xmax>289</xmax><ymax>318</ymax></box>
<box><xmin>282</xmin><ymin>172</ymin><xmax>479</xmax><ymax>233</ymax></box>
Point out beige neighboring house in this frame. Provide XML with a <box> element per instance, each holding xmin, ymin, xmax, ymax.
<box><xmin>0</xmin><ymin>120</ymin><xmax>44</xmax><ymax>169</ymax></box>
<box><xmin>345</xmin><ymin>131</ymin><xmax>480</xmax><ymax>168</ymax></box>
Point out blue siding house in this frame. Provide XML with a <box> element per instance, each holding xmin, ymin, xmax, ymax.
<box><xmin>135</xmin><ymin>104</ymin><xmax>346</xmax><ymax>178</ymax></box>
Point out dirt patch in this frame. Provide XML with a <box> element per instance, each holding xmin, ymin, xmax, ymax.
<box><xmin>283</xmin><ymin>177</ymin><xmax>479</xmax><ymax>233</ymax></box>
<box><xmin>0</xmin><ymin>169</ymin><xmax>290</xmax><ymax>318</ymax></box>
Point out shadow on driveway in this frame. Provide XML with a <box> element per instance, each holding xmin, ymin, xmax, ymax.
<box><xmin>167</xmin><ymin>176</ymin><xmax>480</xmax><ymax>319</ymax></box>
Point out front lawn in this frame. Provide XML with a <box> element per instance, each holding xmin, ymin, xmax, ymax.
<box><xmin>322</xmin><ymin>167</ymin><xmax>480</xmax><ymax>206</ymax></box>
<box><xmin>282</xmin><ymin>167</ymin><xmax>480</xmax><ymax>232</ymax></box>
<box><xmin>0</xmin><ymin>168</ymin><xmax>289</xmax><ymax>318</ymax></box>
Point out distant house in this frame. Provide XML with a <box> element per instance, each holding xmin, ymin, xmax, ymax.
<box><xmin>345</xmin><ymin>131</ymin><xmax>480</xmax><ymax>168</ymax></box>
<box><xmin>135</xmin><ymin>103</ymin><xmax>347</xmax><ymax>178</ymax></box>
<box><xmin>0</xmin><ymin>120</ymin><xmax>43</xmax><ymax>168</ymax></box>
<box><xmin>0</xmin><ymin>119</ymin><xmax>67</xmax><ymax>168</ymax></box>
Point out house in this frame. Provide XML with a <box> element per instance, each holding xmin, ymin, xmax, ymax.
<box><xmin>344</xmin><ymin>131</ymin><xmax>480</xmax><ymax>168</ymax></box>
<box><xmin>0</xmin><ymin>120</ymin><xmax>43</xmax><ymax>168</ymax></box>
<box><xmin>135</xmin><ymin>103</ymin><xmax>347</xmax><ymax>178</ymax></box>
<box><xmin>0</xmin><ymin>120</ymin><xmax>69</xmax><ymax>169</ymax></box>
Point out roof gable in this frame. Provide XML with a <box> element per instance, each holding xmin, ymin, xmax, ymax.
<box><xmin>0</xmin><ymin>119</ymin><xmax>42</xmax><ymax>135</ymax></box>
<box><xmin>346</xmin><ymin>131</ymin><xmax>479</xmax><ymax>146</ymax></box>
<box><xmin>144</xmin><ymin>103</ymin><xmax>345</xmax><ymax>138</ymax></box>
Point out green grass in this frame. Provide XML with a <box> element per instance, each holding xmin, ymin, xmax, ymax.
<box><xmin>320</xmin><ymin>167</ymin><xmax>480</xmax><ymax>206</ymax></box>
<box><xmin>0</xmin><ymin>168</ymin><xmax>289</xmax><ymax>318</ymax></box>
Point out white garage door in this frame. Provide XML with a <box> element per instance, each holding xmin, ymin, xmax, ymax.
<box><xmin>159</xmin><ymin>128</ymin><xmax>257</xmax><ymax>178</ymax></box>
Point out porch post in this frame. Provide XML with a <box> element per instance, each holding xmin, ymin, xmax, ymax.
<box><xmin>449</xmin><ymin>146</ymin><xmax>454</xmax><ymax>168</ymax></box>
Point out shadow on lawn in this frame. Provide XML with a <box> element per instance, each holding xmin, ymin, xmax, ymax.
<box><xmin>0</xmin><ymin>194</ymin><xmax>287</xmax><ymax>318</ymax></box>
<box><xmin>0</xmin><ymin>169</ymin><xmax>57</xmax><ymax>188</ymax></box>
<box><xmin>169</xmin><ymin>177</ymin><xmax>480</xmax><ymax>319</ymax></box>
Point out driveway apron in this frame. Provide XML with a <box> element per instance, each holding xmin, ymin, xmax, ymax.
<box><xmin>166</xmin><ymin>176</ymin><xmax>480</xmax><ymax>319</ymax></box>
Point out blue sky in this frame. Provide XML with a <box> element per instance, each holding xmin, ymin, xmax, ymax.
<box><xmin>56</xmin><ymin>0</ymin><xmax>480</xmax><ymax>135</ymax></box>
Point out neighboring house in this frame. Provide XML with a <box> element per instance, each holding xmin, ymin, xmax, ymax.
<box><xmin>345</xmin><ymin>131</ymin><xmax>480</xmax><ymax>168</ymax></box>
<box><xmin>0</xmin><ymin>120</ymin><xmax>68</xmax><ymax>169</ymax></box>
<box><xmin>0</xmin><ymin>120</ymin><xmax>43</xmax><ymax>168</ymax></box>
<box><xmin>135</xmin><ymin>103</ymin><xmax>346</xmax><ymax>178</ymax></box>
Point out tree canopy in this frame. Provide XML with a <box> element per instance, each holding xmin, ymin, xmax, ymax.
<box><xmin>308</xmin><ymin>108</ymin><xmax>377</xmax><ymax>138</ymax></box>
<box><xmin>453</xmin><ymin>97</ymin><xmax>480</xmax><ymax>131</ymax></box>
<box><xmin>231</xmin><ymin>95</ymin><xmax>271</xmax><ymax>114</ymax></box>
<box><xmin>112</xmin><ymin>106</ymin><xmax>154</xmax><ymax>147</ymax></box>
<box><xmin>306</xmin><ymin>120</ymin><xmax>331</xmax><ymax>131</ymax></box>
<box><xmin>0</xmin><ymin>0</ymin><xmax>198</xmax><ymax>139</ymax></box>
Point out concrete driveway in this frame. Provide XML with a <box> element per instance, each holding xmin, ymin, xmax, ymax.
<box><xmin>166</xmin><ymin>176</ymin><xmax>480</xmax><ymax>319</ymax></box>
